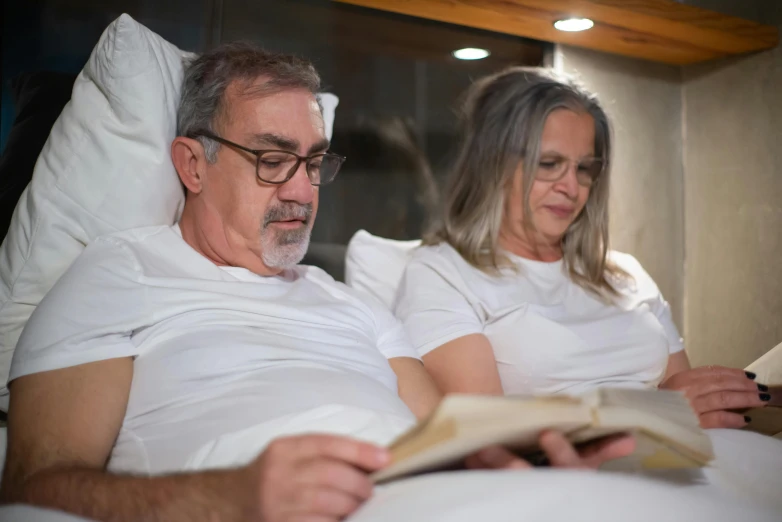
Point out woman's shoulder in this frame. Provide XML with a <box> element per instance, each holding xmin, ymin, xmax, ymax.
<box><xmin>607</xmin><ymin>250</ymin><xmax>661</xmax><ymax>297</ymax></box>
<box><xmin>404</xmin><ymin>241</ymin><xmax>494</xmax><ymax>290</ymax></box>
<box><xmin>608</xmin><ymin>250</ymin><xmax>643</xmax><ymax>273</ymax></box>
<box><xmin>408</xmin><ymin>241</ymin><xmax>483</xmax><ymax>276</ymax></box>
<box><xmin>410</xmin><ymin>241</ymin><xmax>459</xmax><ymax>263</ymax></box>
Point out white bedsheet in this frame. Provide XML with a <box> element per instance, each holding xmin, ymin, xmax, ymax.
<box><xmin>2</xmin><ymin>424</ymin><xmax>781</xmax><ymax>520</ymax></box>
<box><xmin>351</xmin><ymin>469</ymin><xmax>780</xmax><ymax>522</ymax></box>
<box><xmin>350</xmin><ymin>427</ymin><xmax>782</xmax><ymax>521</ymax></box>
<box><xmin>187</xmin><ymin>420</ymin><xmax>782</xmax><ymax>519</ymax></box>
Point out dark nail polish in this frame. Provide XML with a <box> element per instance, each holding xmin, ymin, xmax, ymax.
<box><xmin>760</xmin><ymin>393</ymin><xmax>771</xmax><ymax>401</ymax></box>
<box><xmin>758</xmin><ymin>383</ymin><xmax>769</xmax><ymax>392</ymax></box>
<box><xmin>745</xmin><ymin>371</ymin><xmax>757</xmax><ymax>380</ymax></box>
<box><xmin>745</xmin><ymin>416</ymin><xmax>752</xmax><ymax>423</ymax></box>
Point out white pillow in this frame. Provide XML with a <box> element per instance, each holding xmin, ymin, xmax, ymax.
<box><xmin>345</xmin><ymin>230</ymin><xmax>420</xmax><ymax>309</ymax></box>
<box><xmin>0</xmin><ymin>14</ymin><xmax>190</xmax><ymax>408</ymax></box>
<box><xmin>318</xmin><ymin>93</ymin><xmax>339</xmax><ymax>141</ymax></box>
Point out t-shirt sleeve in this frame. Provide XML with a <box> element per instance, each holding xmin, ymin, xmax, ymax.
<box><xmin>393</xmin><ymin>255</ymin><xmax>483</xmax><ymax>357</ymax></box>
<box><xmin>614</xmin><ymin>253</ymin><xmax>684</xmax><ymax>355</ymax></box>
<box><xmin>361</xmin><ymin>293</ymin><xmax>420</xmax><ymax>361</ymax></box>
<box><xmin>650</xmin><ymin>295</ymin><xmax>684</xmax><ymax>354</ymax></box>
<box><xmin>9</xmin><ymin>236</ymin><xmax>148</xmax><ymax>382</ymax></box>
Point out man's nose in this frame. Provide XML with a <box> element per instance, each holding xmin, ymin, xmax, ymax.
<box><xmin>276</xmin><ymin>161</ymin><xmax>314</xmax><ymax>204</ymax></box>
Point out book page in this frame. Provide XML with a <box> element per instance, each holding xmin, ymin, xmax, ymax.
<box><xmin>746</xmin><ymin>341</ymin><xmax>782</xmax><ymax>385</ymax></box>
<box><xmin>373</xmin><ymin>389</ymin><xmax>713</xmax><ymax>484</ymax></box>
<box><xmin>373</xmin><ymin>397</ymin><xmax>591</xmax><ymax>483</ymax></box>
<box><xmin>593</xmin><ymin>407</ymin><xmax>713</xmax><ymax>465</ymax></box>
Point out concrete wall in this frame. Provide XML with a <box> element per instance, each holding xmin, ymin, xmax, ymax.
<box><xmin>682</xmin><ymin>29</ymin><xmax>782</xmax><ymax>367</ymax></box>
<box><xmin>554</xmin><ymin>47</ymin><xmax>685</xmax><ymax>331</ymax></box>
<box><xmin>556</xmin><ymin>3</ymin><xmax>782</xmax><ymax>368</ymax></box>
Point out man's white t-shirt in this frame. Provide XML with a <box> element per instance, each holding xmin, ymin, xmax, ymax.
<box><xmin>10</xmin><ymin>226</ymin><xmax>418</xmax><ymax>474</ymax></box>
<box><xmin>393</xmin><ymin>243</ymin><xmax>683</xmax><ymax>397</ymax></box>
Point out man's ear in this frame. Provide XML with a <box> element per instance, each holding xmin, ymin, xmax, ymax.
<box><xmin>172</xmin><ymin>137</ymin><xmax>208</xmax><ymax>194</ymax></box>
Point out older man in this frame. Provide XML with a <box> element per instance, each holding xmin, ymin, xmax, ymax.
<box><xmin>0</xmin><ymin>43</ymin><xmax>632</xmax><ymax>521</ymax></box>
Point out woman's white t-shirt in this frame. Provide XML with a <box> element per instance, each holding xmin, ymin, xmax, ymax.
<box><xmin>393</xmin><ymin>243</ymin><xmax>683</xmax><ymax>396</ymax></box>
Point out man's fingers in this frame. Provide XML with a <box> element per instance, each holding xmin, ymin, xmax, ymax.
<box><xmin>467</xmin><ymin>445</ymin><xmax>531</xmax><ymax>470</ymax></box>
<box><xmin>289</xmin><ymin>516</ymin><xmax>338</xmax><ymax>522</ymax></box>
<box><xmin>692</xmin><ymin>390</ymin><xmax>767</xmax><ymax>414</ymax></box>
<box><xmin>297</xmin><ymin>487</ymin><xmax>363</xmax><ymax>518</ymax></box>
<box><xmin>699</xmin><ymin>411</ymin><xmax>751</xmax><ymax>429</ymax></box>
<box><xmin>298</xmin><ymin>460</ymin><xmax>375</xmax><ymax>501</ymax></box>
<box><xmin>539</xmin><ymin>431</ymin><xmax>584</xmax><ymax>468</ymax></box>
<box><xmin>277</xmin><ymin>434</ymin><xmax>390</xmax><ymax>471</ymax></box>
<box><xmin>579</xmin><ymin>435</ymin><xmax>636</xmax><ymax>468</ymax></box>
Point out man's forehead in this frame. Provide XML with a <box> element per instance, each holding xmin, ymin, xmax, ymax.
<box><xmin>223</xmin><ymin>85</ymin><xmax>326</xmax><ymax>150</ymax></box>
<box><xmin>248</xmin><ymin>132</ymin><xmax>330</xmax><ymax>154</ymax></box>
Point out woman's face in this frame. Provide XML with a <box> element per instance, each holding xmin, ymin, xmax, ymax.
<box><xmin>503</xmin><ymin>109</ymin><xmax>596</xmax><ymax>251</ymax></box>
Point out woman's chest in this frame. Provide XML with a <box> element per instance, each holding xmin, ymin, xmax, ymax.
<box><xmin>469</xmin><ymin>279</ymin><xmax>671</xmax><ymax>395</ymax></box>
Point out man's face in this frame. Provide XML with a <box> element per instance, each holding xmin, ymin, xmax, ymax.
<box><xmin>198</xmin><ymin>81</ymin><xmax>327</xmax><ymax>274</ymax></box>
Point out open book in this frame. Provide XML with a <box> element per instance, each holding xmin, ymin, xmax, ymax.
<box><xmin>372</xmin><ymin>387</ymin><xmax>713</xmax><ymax>484</ymax></box>
<box><xmin>744</xmin><ymin>340</ymin><xmax>782</xmax><ymax>437</ymax></box>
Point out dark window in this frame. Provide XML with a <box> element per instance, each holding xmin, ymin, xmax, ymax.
<box><xmin>1</xmin><ymin>0</ymin><xmax>546</xmax><ymax>242</ymax></box>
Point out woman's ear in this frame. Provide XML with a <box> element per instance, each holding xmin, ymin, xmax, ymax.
<box><xmin>172</xmin><ymin>137</ymin><xmax>207</xmax><ymax>194</ymax></box>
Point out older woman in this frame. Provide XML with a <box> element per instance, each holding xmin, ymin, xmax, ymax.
<box><xmin>393</xmin><ymin>67</ymin><xmax>769</xmax><ymax>430</ymax></box>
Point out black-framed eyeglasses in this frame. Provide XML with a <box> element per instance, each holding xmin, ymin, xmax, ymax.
<box><xmin>192</xmin><ymin>131</ymin><xmax>346</xmax><ymax>186</ymax></box>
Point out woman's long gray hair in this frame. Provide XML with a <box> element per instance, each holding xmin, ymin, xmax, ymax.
<box><xmin>429</xmin><ymin>66</ymin><xmax>627</xmax><ymax>297</ymax></box>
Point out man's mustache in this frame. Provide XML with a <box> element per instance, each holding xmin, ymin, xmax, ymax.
<box><xmin>263</xmin><ymin>203</ymin><xmax>313</xmax><ymax>227</ymax></box>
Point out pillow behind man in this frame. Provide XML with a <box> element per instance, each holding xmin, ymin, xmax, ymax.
<box><xmin>0</xmin><ymin>14</ymin><xmax>192</xmax><ymax>410</ymax></box>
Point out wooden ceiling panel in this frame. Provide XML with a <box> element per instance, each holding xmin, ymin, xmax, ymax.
<box><xmin>333</xmin><ymin>0</ymin><xmax>779</xmax><ymax>65</ymax></box>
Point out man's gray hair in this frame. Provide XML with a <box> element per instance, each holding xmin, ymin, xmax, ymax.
<box><xmin>177</xmin><ymin>42</ymin><xmax>321</xmax><ymax>163</ymax></box>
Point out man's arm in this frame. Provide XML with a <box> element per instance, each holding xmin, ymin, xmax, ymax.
<box><xmin>1</xmin><ymin>358</ymin><xmax>390</xmax><ymax>522</ymax></box>
<box><xmin>388</xmin><ymin>357</ymin><xmax>442</xmax><ymax>420</ymax></box>
<box><xmin>1</xmin><ymin>358</ymin><xmax>255</xmax><ymax>521</ymax></box>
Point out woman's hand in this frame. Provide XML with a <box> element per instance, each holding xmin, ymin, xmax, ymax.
<box><xmin>465</xmin><ymin>431</ymin><xmax>635</xmax><ymax>470</ymax></box>
<box><xmin>660</xmin><ymin>366</ymin><xmax>770</xmax><ymax>428</ymax></box>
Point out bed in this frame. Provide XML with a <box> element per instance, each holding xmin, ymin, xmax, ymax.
<box><xmin>0</xmin><ymin>14</ymin><xmax>781</xmax><ymax>522</ymax></box>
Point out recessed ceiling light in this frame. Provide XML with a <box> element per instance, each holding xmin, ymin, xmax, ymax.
<box><xmin>553</xmin><ymin>18</ymin><xmax>595</xmax><ymax>32</ymax></box>
<box><xmin>452</xmin><ymin>47</ymin><xmax>490</xmax><ymax>60</ymax></box>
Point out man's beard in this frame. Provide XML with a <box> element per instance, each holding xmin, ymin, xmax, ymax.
<box><xmin>260</xmin><ymin>202</ymin><xmax>314</xmax><ymax>269</ymax></box>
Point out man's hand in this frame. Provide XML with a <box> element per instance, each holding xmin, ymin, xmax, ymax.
<box><xmin>464</xmin><ymin>431</ymin><xmax>636</xmax><ymax>470</ymax></box>
<box><xmin>660</xmin><ymin>366</ymin><xmax>769</xmax><ymax>428</ymax></box>
<box><xmin>247</xmin><ymin>434</ymin><xmax>390</xmax><ymax>522</ymax></box>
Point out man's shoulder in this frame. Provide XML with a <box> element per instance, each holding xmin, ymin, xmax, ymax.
<box><xmin>295</xmin><ymin>264</ymin><xmax>355</xmax><ymax>295</ymax></box>
<box><xmin>73</xmin><ymin>225</ymin><xmax>181</xmax><ymax>278</ymax></box>
<box><xmin>296</xmin><ymin>264</ymin><xmax>392</xmax><ymax>317</ymax></box>
<box><xmin>92</xmin><ymin>224</ymin><xmax>179</xmax><ymax>257</ymax></box>
<box><xmin>95</xmin><ymin>225</ymin><xmax>177</xmax><ymax>249</ymax></box>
